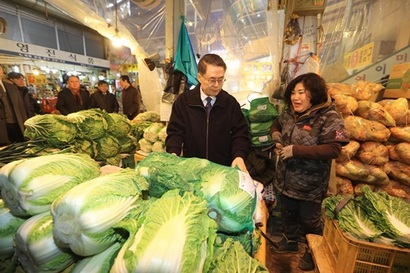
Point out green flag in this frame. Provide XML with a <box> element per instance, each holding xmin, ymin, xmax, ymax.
<box><xmin>174</xmin><ymin>17</ymin><xmax>198</xmax><ymax>86</ymax></box>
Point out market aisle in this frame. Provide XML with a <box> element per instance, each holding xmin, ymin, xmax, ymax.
<box><xmin>265</xmin><ymin>240</ymin><xmax>315</xmax><ymax>273</ymax></box>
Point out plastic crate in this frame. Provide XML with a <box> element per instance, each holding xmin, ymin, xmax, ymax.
<box><xmin>322</xmin><ymin>218</ymin><xmax>410</xmax><ymax>273</ymax></box>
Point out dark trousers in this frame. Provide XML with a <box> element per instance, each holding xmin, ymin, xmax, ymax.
<box><xmin>6</xmin><ymin>123</ymin><xmax>25</xmax><ymax>144</ymax></box>
<box><xmin>280</xmin><ymin>194</ymin><xmax>323</xmax><ymax>242</ymax></box>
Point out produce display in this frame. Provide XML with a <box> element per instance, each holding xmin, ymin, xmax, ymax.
<box><xmin>0</xmin><ymin>151</ymin><xmax>267</xmax><ymax>273</ymax></box>
<box><xmin>328</xmin><ymin>81</ymin><xmax>410</xmax><ymax>203</ymax></box>
<box><xmin>323</xmin><ymin>185</ymin><xmax>410</xmax><ymax>248</ymax></box>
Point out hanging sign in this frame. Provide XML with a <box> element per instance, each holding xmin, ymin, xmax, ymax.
<box><xmin>0</xmin><ymin>37</ymin><xmax>110</xmax><ymax>69</ymax></box>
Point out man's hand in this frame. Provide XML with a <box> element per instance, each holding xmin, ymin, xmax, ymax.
<box><xmin>231</xmin><ymin>157</ymin><xmax>248</xmax><ymax>173</ymax></box>
<box><xmin>279</xmin><ymin>145</ymin><xmax>293</xmax><ymax>160</ymax></box>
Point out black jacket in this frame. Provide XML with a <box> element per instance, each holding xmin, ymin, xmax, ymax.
<box><xmin>90</xmin><ymin>90</ymin><xmax>119</xmax><ymax>113</ymax></box>
<box><xmin>166</xmin><ymin>85</ymin><xmax>251</xmax><ymax>166</ymax></box>
<box><xmin>56</xmin><ymin>87</ymin><xmax>90</xmax><ymax>115</ymax></box>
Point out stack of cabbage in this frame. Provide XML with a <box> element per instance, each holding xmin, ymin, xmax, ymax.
<box><xmin>23</xmin><ymin>109</ymin><xmax>137</xmax><ymax>165</ymax></box>
<box><xmin>0</xmin><ymin>152</ymin><xmax>268</xmax><ymax>273</ymax></box>
<box><xmin>130</xmin><ymin>111</ymin><xmax>167</xmax><ymax>154</ymax></box>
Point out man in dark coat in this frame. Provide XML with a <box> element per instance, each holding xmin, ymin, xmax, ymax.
<box><xmin>7</xmin><ymin>72</ymin><xmax>35</xmax><ymax>118</ymax></box>
<box><xmin>0</xmin><ymin>65</ymin><xmax>28</xmax><ymax>146</ymax></box>
<box><xmin>119</xmin><ymin>75</ymin><xmax>141</xmax><ymax>120</ymax></box>
<box><xmin>56</xmin><ymin>75</ymin><xmax>90</xmax><ymax>115</ymax></box>
<box><xmin>90</xmin><ymin>80</ymin><xmax>119</xmax><ymax>113</ymax></box>
<box><xmin>165</xmin><ymin>54</ymin><xmax>251</xmax><ymax>171</ymax></box>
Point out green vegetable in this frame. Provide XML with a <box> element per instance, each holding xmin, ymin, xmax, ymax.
<box><xmin>110</xmin><ymin>190</ymin><xmax>217</xmax><ymax>273</ymax></box>
<box><xmin>107</xmin><ymin>113</ymin><xmax>132</xmax><ymax>138</ymax></box>
<box><xmin>143</xmin><ymin>122</ymin><xmax>164</xmax><ymax>143</ymax></box>
<box><xmin>70</xmin><ymin>242</ymin><xmax>122</xmax><ymax>273</ymax></box>
<box><xmin>151</xmin><ymin>141</ymin><xmax>165</xmax><ymax>153</ymax></box>
<box><xmin>210</xmin><ymin>238</ymin><xmax>268</xmax><ymax>273</ymax></box>
<box><xmin>67</xmin><ymin>109</ymin><xmax>109</xmax><ymax>140</ymax></box>
<box><xmin>14</xmin><ymin>211</ymin><xmax>77</xmax><ymax>273</ymax></box>
<box><xmin>135</xmin><ymin>152</ymin><xmax>259</xmax><ymax>233</ymax></box>
<box><xmin>360</xmin><ymin>186</ymin><xmax>410</xmax><ymax>245</ymax></box>
<box><xmin>138</xmin><ymin>138</ymin><xmax>153</xmax><ymax>153</ymax></box>
<box><xmin>322</xmin><ymin>194</ymin><xmax>383</xmax><ymax>240</ymax></box>
<box><xmin>0</xmin><ymin>200</ymin><xmax>26</xmax><ymax>260</ymax></box>
<box><xmin>24</xmin><ymin>114</ymin><xmax>77</xmax><ymax>146</ymax></box>
<box><xmin>0</xmin><ymin>153</ymin><xmax>101</xmax><ymax>217</ymax></box>
<box><xmin>51</xmin><ymin>169</ymin><xmax>149</xmax><ymax>256</ymax></box>
<box><xmin>94</xmin><ymin>134</ymin><xmax>121</xmax><ymax>161</ymax></box>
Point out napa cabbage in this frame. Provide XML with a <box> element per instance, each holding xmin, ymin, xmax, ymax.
<box><xmin>70</xmin><ymin>242</ymin><xmax>122</xmax><ymax>273</ymax></box>
<box><xmin>322</xmin><ymin>194</ymin><xmax>383</xmax><ymax>240</ymax></box>
<box><xmin>14</xmin><ymin>211</ymin><xmax>77</xmax><ymax>273</ymax></box>
<box><xmin>51</xmin><ymin>168</ymin><xmax>149</xmax><ymax>256</ymax></box>
<box><xmin>209</xmin><ymin>238</ymin><xmax>268</xmax><ymax>273</ymax></box>
<box><xmin>107</xmin><ymin>113</ymin><xmax>132</xmax><ymax>138</ymax></box>
<box><xmin>135</xmin><ymin>152</ymin><xmax>259</xmax><ymax>233</ymax></box>
<box><xmin>24</xmin><ymin>114</ymin><xmax>77</xmax><ymax>146</ymax></box>
<box><xmin>110</xmin><ymin>190</ymin><xmax>217</xmax><ymax>273</ymax></box>
<box><xmin>0</xmin><ymin>199</ymin><xmax>26</xmax><ymax>260</ymax></box>
<box><xmin>0</xmin><ymin>153</ymin><xmax>101</xmax><ymax>217</ymax></box>
<box><xmin>360</xmin><ymin>186</ymin><xmax>410</xmax><ymax>245</ymax></box>
<box><xmin>94</xmin><ymin>134</ymin><xmax>121</xmax><ymax>161</ymax></box>
<box><xmin>143</xmin><ymin>122</ymin><xmax>164</xmax><ymax>142</ymax></box>
<box><xmin>67</xmin><ymin>109</ymin><xmax>109</xmax><ymax>140</ymax></box>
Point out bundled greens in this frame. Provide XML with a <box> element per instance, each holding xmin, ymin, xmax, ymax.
<box><xmin>51</xmin><ymin>169</ymin><xmax>149</xmax><ymax>256</ymax></box>
<box><xmin>0</xmin><ymin>153</ymin><xmax>101</xmax><ymax>217</ymax></box>
<box><xmin>110</xmin><ymin>190</ymin><xmax>217</xmax><ymax>273</ymax></box>
<box><xmin>14</xmin><ymin>211</ymin><xmax>77</xmax><ymax>273</ymax></box>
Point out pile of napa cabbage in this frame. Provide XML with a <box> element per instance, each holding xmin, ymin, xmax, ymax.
<box><xmin>23</xmin><ymin>109</ymin><xmax>138</xmax><ymax>165</ymax></box>
<box><xmin>323</xmin><ymin>185</ymin><xmax>410</xmax><ymax>247</ymax></box>
<box><xmin>0</xmin><ymin>152</ymin><xmax>268</xmax><ymax>273</ymax></box>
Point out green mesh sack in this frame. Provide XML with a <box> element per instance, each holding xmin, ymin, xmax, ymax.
<box><xmin>251</xmin><ymin>133</ymin><xmax>273</xmax><ymax>147</ymax></box>
<box><xmin>249</xmin><ymin>97</ymin><xmax>279</xmax><ymax>122</ymax></box>
<box><xmin>249</xmin><ymin>120</ymin><xmax>274</xmax><ymax>135</ymax></box>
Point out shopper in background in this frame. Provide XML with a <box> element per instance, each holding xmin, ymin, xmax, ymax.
<box><xmin>269</xmin><ymin>73</ymin><xmax>349</xmax><ymax>271</ymax></box>
<box><xmin>90</xmin><ymin>80</ymin><xmax>119</xmax><ymax>113</ymax></box>
<box><xmin>165</xmin><ymin>53</ymin><xmax>251</xmax><ymax>172</ymax></box>
<box><xmin>56</xmin><ymin>75</ymin><xmax>90</xmax><ymax>115</ymax></box>
<box><xmin>0</xmin><ymin>65</ymin><xmax>28</xmax><ymax>146</ymax></box>
<box><xmin>119</xmin><ymin>75</ymin><xmax>141</xmax><ymax>120</ymax></box>
<box><xmin>7</xmin><ymin>72</ymin><xmax>36</xmax><ymax>117</ymax></box>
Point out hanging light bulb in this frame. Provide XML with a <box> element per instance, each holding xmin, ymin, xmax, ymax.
<box><xmin>112</xmin><ymin>1</ymin><xmax>122</xmax><ymax>47</ymax></box>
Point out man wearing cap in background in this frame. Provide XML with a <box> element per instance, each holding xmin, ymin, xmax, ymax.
<box><xmin>0</xmin><ymin>65</ymin><xmax>28</xmax><ymax>146</ymax></box>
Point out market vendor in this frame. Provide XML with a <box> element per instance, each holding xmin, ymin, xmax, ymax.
<box><xmin>165</xmin><ymin>53</ymin><xmax>251</xmax><ymax>172</ymax></box>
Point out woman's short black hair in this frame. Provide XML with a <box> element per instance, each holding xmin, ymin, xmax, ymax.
<box><xmin>283</xmin><ymin>73</ymin><xmax>328</xmax><ymax>106</ymax></box>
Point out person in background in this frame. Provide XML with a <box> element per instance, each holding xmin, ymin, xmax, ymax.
<box><xmin>7</xmin><ymin>72</ymin><xmax>36</xmax><ymax>117</ymax></box>
<box><xmin>269</xmin><ymin>73</ymin><xmax>349</xmax><ymax>271</ymax></box>
<box><xmin>165</xmin><ymin>53</ymin><xmax>251</xmax><ymax>172</ymax></box>
<box><xmin>56</xmin><ymin>75</ymin><xmax>90</xmax><ymax>115</ymax></box>
<box><xmin>90</xmin><ymin>80</ymin><xmax>119</xmax><ymax>113</ymax></box>
<box><xmin>119</xmin><ymin>75</ymin><xmax>141</xmax><ymax>120</ymax></box>
<box><xmin>0</xmin><ymin>65</ymin><xmax>28</xmax><ymax>146</ymax></box>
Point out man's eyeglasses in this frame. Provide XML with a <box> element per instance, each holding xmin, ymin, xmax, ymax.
<box><xmin>201</xmin><ymin>75</ymin><xmax>226</xmax><ymax>85</ymax></box>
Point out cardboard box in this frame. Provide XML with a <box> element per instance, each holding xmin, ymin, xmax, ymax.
<box><xmin>384</xmin><ymin>62</ymin><xmax>410</xmax><ymax>98</ymax></box>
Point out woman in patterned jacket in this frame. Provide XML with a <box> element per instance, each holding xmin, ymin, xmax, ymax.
<box><xmin>269</xmin><ymin>73</ymin><xmax>349</xmax><ymax>271</ymax></box>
